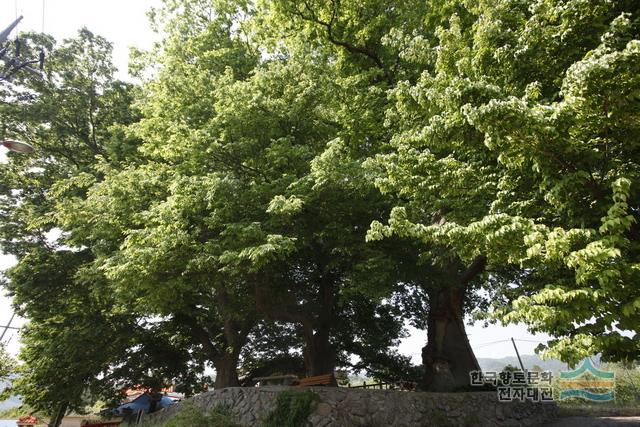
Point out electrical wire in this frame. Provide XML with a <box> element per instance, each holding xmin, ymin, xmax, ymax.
<box><xmin>471</xmin><ymin>339</ymin><xmax>510</xmax><ymax>348</ymax></box>
<box><xmin>471</xmin><ymin>338</ymin><xmax>547</xmax><ymax>348</ymax></box>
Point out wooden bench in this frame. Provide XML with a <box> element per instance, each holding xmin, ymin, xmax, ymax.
<box><xmin>297</xmin><ymin>373</ymin><xmax>336</xmax><ymax>387</ymax></box>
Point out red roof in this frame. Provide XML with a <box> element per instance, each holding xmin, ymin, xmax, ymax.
<box><xmin>17</xmin><ymin>415</ymin><xmax>38</xmax><ymax>425</ymax></box>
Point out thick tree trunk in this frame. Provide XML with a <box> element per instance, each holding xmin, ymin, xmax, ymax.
<box><xmin>213</xmin><ymin>315</ymin><xmax>253</xmax><ymax>389</ymax></box>
<box><xmin>49</xmin><ymin>402</ymin><xmax>67</xmax><ymax>427</ymax></box>
<box><xmin>302</xmin><ymin>275</ymin><xmax>337</xmax><ymax>381</ymax></box>
<box><xmin>178</xmin><ymin>293</ymin><xmax>254</xmax><ymax>390</ymax></box>
<box><xmin>303</xmin><ymin>326</ymin><xmax>337</xmax><ymax>378</ymax></box>
<box><xmin>213</xmin><ymin>351</ymin><xmax>241</xmax><ymax>388</ymax></box>
<box><xmin>176</xmin><ymin>310</ymin><xmax>251</xmax><ymax>390</ymax></box>
<box><xmin>255</xmin><ymin>272</ymin><xmax>338</xmax><ymax>382</ymax></box>
<box><xmin>421</xmin><ymin>285</ymin><xmax>480</xmax><ymax>391</ymax></box>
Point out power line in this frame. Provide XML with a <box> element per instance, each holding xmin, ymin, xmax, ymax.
<box><xmin>472</xmin><ymin>339</ymin><xmax>510</xmax><ymax>348</ymax></box>
<box><xmin>0</xmin><ymin>312</ymin><xmax>16</xmax><ymax>342</ymax></box>
<box><xmin>469</xmin><ymin>338</ymin><xmax>548</xmax><ymax>350</ymax></box>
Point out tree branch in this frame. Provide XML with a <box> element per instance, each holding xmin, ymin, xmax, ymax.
<box><xmin>459</xmin><ymin>255</ymin><xmax>487</xmax><ymax>285</ymax></box>
<box><xmin>293</xmin><ymin>0</ymin><xmax>392</xmax><ymax>84</ymax></box>
<box><xmin>254</xmin><ymin>281</ymin><xmax>314</xmax><ymax>327</ymax></box>
<box><xmin>173</xmin><ymin>313</ymin><xmax>221</xmax><ymax>360</ymax></box>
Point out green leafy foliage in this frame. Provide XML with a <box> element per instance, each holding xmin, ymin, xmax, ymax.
<box><xmin>609</xmin><ymin>363</ymin><xmax>640</xmax><ymax>405</ymax></box>
<box><xmin>2</xmin><ymin>0</ymin><xmax>640</xmax><ymax>411</ymax></box>
<box><xmin>0</xmin><ymin>27</ymin><xmax>208</xmax><ymax>418</ymax></box>
<box><xmin>0</xmin><ymin>344</ymin><xmax>15</xmax><ymax>382</ymax></box>
<box><xmin>0</xmin><ymin>405</ymin><xmax>44</xmax><ymax>420</ymax></box>
<box><xmin>367</xmin><ymin>0</ymin><xmax>640</xmax><ymax>362</ymax></box>
<box><xmin>263</xmin><ymin>390</ymin><xmax>320</xmax><ymax>427</ymax></box>
<box><xmin>162</xmin><ymin>402</ymin><xmax>240</xmax><ymax>427</ymax></box>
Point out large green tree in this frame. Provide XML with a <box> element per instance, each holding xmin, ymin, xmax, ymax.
<box><xmin>368</xmin><ymin>0</ymin><xmax>640</xmax><ymax>369</ymax></box>
<box><xmin>1</xmin><ymin>28</ymin><xmax>204</xmax><ymax>422</ymax></box>
<box><xmin>465</xmin><ymin>0</ymin><xmax>640</xmax><ymax>364</ymax></box>
<box><xmin>6</xmin><ymin>0</ymin><xmax>637</xmax><ymax>402</ymax></box>
<box><xmin>54</xmin><ymin>1</ymin><xmax>265</xmax><ymax>388</ymax></box>
<box><xmin>256</xmin><ymin>0</ymin><xmax>490</xmax><ymax>390</ymax></box>
<box><xmin>60</xmin><ymin>0</ymin><xmax>426</xmax><ymax>386</ymax></box>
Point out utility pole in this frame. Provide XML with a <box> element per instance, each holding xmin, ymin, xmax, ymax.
<box><xmin>0</xmin><ymin>312</ymin><xmax>16</xmax><ymax>342</ymax></box>
<box><xmin>511</xmin><ymin>337</ymin><xmax>525</xmax><ymax>371</ymax></box>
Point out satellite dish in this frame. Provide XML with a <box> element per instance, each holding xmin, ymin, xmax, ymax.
<box><xmin>1</xmin><ymin>139</ymin><xmax>35</xmax><ymax>153</ymax></box>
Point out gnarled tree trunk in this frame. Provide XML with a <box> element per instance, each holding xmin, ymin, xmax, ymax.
<box><xmin>213</xmin><ymin>352</ymin><xmax>241</xmax><ymax>388</ymax></box>
<box><xmin>303</xmin><ymin>275</ymin><xmax>337</xmax><ymax>378</ymax></box>
<box><xmin>255</xmin><ymin>273</ymin><xmax>338</xmax><ymax>382</ymax></box>
<box><xmin>302</xmin><ymin>325</ymin><xmax>337</xmax><ymax>377</ymax></box>
<box><xmin>50</xmin><ymin>402</ymin><xmax>68</xmax><ymax>427</ymax></box>
<box><xmin>421</xmin><ymin>286</ymin><xmax>479</xmax><ymax>391</ymax></box>
<box><xmin>213</xmin><ymin>316</ymin><xmax>252</xmax><ymax>388</ymax></box>
<box><xmin>177</xmin><ymin>306</ymin><xmax>253</xmax><ymax>389</ymax></box>
<box><xmin>421</xmin><ymin>256</ymin><xmax>485</xmax><ymax>391</ymax></box>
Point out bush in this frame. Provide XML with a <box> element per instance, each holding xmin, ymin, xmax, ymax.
<box><xmin>162</xmin><ymin>402</ymin><xmax>240</xmax><ymax>427</ymax></box>
<box><xmin>607</xmin><ymin>362</ymin><xmax>640</xmax><ymax>405</ymax></box>
<box><xmin>263</xmin><ymin>390</ymin><xmax>319</xmax><ymax>427</ymax></box>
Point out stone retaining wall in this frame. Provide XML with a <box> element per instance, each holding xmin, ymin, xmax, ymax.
<box><xmin>138</xmin><ymin>386</ymin><xmax>558</xmax><ymax>426</ymax></box>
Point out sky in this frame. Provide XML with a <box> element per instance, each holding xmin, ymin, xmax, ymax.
<box><xmin>1</xmin><ymin>0</ymin><xmax>554</xmax><ymax>363</ymax></box>
<box><xmin>2</xmin><ymin>0</ymin><xmax>163</xmax><ymax>80</ymax></box>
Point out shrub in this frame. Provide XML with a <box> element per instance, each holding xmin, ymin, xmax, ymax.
<box><xmin>162</xmin><ymin>402</ymin><xmax>240</xmax><ymax>427</ymax></box>
<box><xmin>607</xmin><ymin>363</ymin><xmax>640</xmax><ymax>405</ymax></box>
<box><xmin>263</xmin><ymin>389</ymin><xmax>320</xmax><ymax>427</ymax></box>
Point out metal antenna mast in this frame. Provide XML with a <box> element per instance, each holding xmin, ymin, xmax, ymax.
<box><xmin>0</xmin><ymin>15</ymin><xmax>45</xmax><ymax>82</ymax></box>
<box><xmin>0</xmin><ymin>15</ymin><xmax>22</xmax><ymax>44</ymax></box>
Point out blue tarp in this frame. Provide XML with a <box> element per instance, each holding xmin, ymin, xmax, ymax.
<box><xmin>115</xmin><ymin>394</ymin><xmax>175</xmax><ymax>414</ymax></box>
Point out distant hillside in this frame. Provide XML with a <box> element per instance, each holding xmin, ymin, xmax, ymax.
<box><xmin>0</xmin><ymin>381</ymin><xmax>20</xmax><ymax>411</ymax></box>
<box><xmin>0</xmin><ymin>395</ymin><xmax>20</xmax><ymax>411</ymax></box>
<box><xmin>478</xmin><ymin>354</ymin><xmax>574</xmax><ymax>373</ymax></box>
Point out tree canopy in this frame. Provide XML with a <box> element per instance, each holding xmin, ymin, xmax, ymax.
<box><xmin>0</xmin><ymin>0</ymin><xmax>639</xmax><ymax>419</ymax></box>
<box><xmin>366</xmin><ymin>0</ymin><xmax>640</xmax><ymax>365</ymax></box>
<box><xmin>0</xmin><ymin>28</ymin><xmax>207</xmax><ymax>422</ymax></box>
